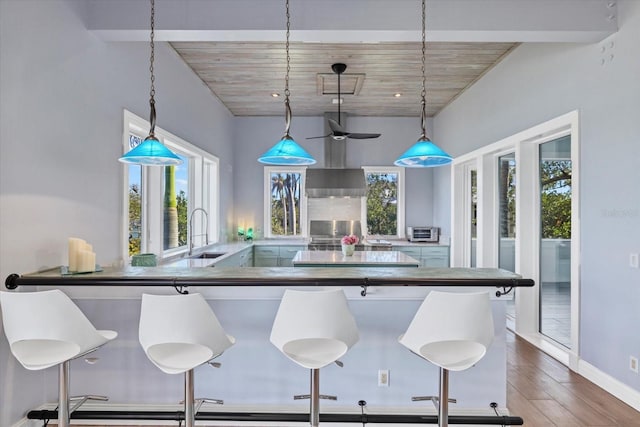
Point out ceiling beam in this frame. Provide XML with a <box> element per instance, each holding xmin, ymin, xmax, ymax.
<box><xmin>87</xmin><ymin>0</ymin><xmax>618</xmax><ymax>43</ymax></box>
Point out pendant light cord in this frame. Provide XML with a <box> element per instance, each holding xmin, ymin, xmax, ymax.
<box><xmin>148</xmin><ymin>0</ymin><xmax>157</xmax><ymax>139</ymax></box>
<box><xmin>420</xmin><ymin>0</ymin><xmax>428</xmax><ymax>141</ymax></box>
<box><xmin>283</xmin><ymin>0</ymin><xmax>292</xmax><ymax>137</ymax></box>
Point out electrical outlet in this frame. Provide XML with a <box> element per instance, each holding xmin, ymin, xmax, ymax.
<box><xmin>378</xmin><ymin>369</ymin><xmax>390</xmax><ymax>387</ymax></box>
<box><xmin>630</xmin><ymin>356</ymin><xmax>639</xmax><ymax>373</ymax></box>
<box><xmin>630</xmin><ymin>253</ymin><xmax>639</xmax><ymax>269</ymax></box>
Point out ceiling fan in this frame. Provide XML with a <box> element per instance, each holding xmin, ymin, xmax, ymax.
<box><xmin>307</xmin><ymin>63</ymin><xmax>381</xmax><ymax>141</ymax></box>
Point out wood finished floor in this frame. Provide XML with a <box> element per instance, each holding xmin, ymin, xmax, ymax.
<box><xmin>506</xmin><ymin>331</ymin><xmax>640</xmax><ymax>427</ymax></box>
<box><xmin>72</xmin><ymin>331</ymin><xmax>640</xmax><ymax>426</ymax></box>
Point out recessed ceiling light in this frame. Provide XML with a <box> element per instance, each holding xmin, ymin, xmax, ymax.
<box><xmin>271</xmin><ymin>93</ymin><xmax>280</xmax><ymax>98</ymax></box>
<box><xmin>394</xmin><ymin>93</ymin><xmax>402</xmax><ymax>97</ymax></box>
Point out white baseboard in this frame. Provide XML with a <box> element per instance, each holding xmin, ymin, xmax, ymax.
<box><xmin>579</xmin><ymin>360</ymin><xmax>640</xmax><ymax>412</ymax></box>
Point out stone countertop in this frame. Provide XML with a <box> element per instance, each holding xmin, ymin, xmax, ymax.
<box><xmin>6</xmin><ymin>264</ymin><xmax>533</xmax><ymax>300</ymax></box>
<box><xmin>8</xmin><ymin>265</ymin><xmax>531</xmax><ymax>287</ymax></box>
<box><xmin>292</xmin><ymin>250</ymin><xmax>420</xmax><ymax>267</ymax></box>
<box><xmin>363</xmin><ymin>239</ymin><xmax>449</xmax><ymax>247</ymax></box>
<box><xmin>252</xmin><ymin>238</ymin><xmax>310</xmax><ymax>246</ymax></box>
<box><xmin>162</xmin><ymin>242</ymin><xmax>253</xmax><ymax>268</ymax></box>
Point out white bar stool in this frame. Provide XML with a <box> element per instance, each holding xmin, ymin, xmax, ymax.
<box><xmin>138</xmin><ymin>293</ymin><xmax>235</xmax><ymax>427</ymax></box>
<box><xmin>270</xmin><ymin>289</ymin><xmax>359</xmax><ymax>427</ymax></box>
<box><xmin>0</xmin><ymin>289</ymin><xmax>118</xmax><ymax>427</ymax></box>
<box><xmin>399</xmin><ymin>291</ymin><xmax>494</xmax><ymax>427</ymax></box>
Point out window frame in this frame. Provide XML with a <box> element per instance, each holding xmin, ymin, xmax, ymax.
<box><xmin>263</xmin><ymin>166</ymin><xmax>309</xmax><ymax>239</ymax></box>
<box><xmin>362</xmin><ymin>166</ymin><xmax>405</xmax><ymax>239</ymax></box>
<box><xmin>121</xmin><ymin>110</ymin><xmax>220</xmax><ymax>261</ymax></box>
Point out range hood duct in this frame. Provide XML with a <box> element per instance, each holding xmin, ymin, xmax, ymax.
<box><xmin>305</xmin><ymin>113</ymin><xmax>367</xmax><ymax>198</ymax></box>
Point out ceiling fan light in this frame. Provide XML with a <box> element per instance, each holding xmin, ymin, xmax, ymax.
<box><xmin>394</xmin><ymin>138</ymin><xmax>452</xmax><ymax>168</ymax></box>
<box><xmin>258</xmin><ymin>135</ymin><xmax>317</xmax><ymax>165</ymax></box>
<box><xmin>119</xmin><ymin>136</ymin><xmax>183</xmax><ymax>166</ymax></box>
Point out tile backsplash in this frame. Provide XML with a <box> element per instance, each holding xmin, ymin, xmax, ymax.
<box><xmin>308</xmin><ymin>198</ymin><xmax>362</xmax><ymax>221</ymax></box>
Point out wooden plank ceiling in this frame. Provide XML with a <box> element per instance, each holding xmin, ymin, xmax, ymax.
<box><xmin>171</xmin><ymin>41</ymin><xmax>517</xmax><ymax>117</ymax></box>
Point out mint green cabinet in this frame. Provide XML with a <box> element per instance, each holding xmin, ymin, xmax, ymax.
<box><xmin>215</xmin><ymin>246</ymin><xmax>253</xmax><ymax>267</ymax></box>
<box><xmin>254</xmin><ymin>245</ymin><xmax>306</xmax><ymax>267</ymax></box>
<box><xmin>394</xmin><ymin>245</ymin><xmax>449</xmax><ymax>267</ymax></box>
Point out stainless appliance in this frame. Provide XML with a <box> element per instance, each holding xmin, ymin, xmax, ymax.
<box><xmin>305</xmin><ymin>113</ymin><xmax>367</xmax><ymax>198</ymax></box>
<box><xmin>308</xmin><ymin>220</ymin><xmax>364</xmax><ymax>251</ymax></box>
<box><xmin>407</xmin><ymin>226</ymin><xmax>439</xmax><ymax>243</ymax></box>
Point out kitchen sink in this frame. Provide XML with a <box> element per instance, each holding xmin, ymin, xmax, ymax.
<box><xmin>190</xmin><ymin>252</ymin><xmax>226</xmax><ymax>259</ymax></box>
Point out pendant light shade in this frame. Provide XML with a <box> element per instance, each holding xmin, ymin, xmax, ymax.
<box><xmin>394</xmin><ymin>138</ymin><xmax>452</xmax><ymax>167</ymax></box>
<box><xmin>119</xmin><ymin>136</ymin><xmax>182</xmax><ymax>165</ymax></box>
<box><xmin>394</xmin><ymin>0</ymin><xmax>452</xmax><ymax>168</ymax></box>
<box><xmin>258</xmin><ymin>135</ymin><xmax>316</xmax><ymax>165</ymax></box>
<box><xmin>119</xmin><ymin>0</ymin><xmax>182</xmax><ymax>166</ymax></box>
<box><xmin>258</xmin><ymin>0</ymin><xmax>315</xmax><ymax>166</ymax></box>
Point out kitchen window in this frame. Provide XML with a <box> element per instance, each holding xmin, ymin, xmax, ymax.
<box><xmin>264</xmin><ymin>167</ymin><xmax>308</xmax><ymax>238</ymax></box>
<box><xmin>122</xmin><ymin>110</ymin><xmax>219</xmax><ymax>261</ymax></box>
<box><xmin>362</xmin><ymin>167</ymin><xmax>405</xmax><ymax>239</ymax></box>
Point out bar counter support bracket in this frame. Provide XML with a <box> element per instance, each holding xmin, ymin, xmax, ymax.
<box><xmin>174</xmin><ymin>285</ymin><xmax>190</xmax><ymax>295</ymax></box>
<box><xmin>361</xmin><ymin>279</ymin><xmax>370</xmax><ymax>297</ymax></box>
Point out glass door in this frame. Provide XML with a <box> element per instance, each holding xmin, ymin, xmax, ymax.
<box><xmin>539</xmin><ymin>136</ymin><xmax>572</xmax><ymax>348</ymax></box>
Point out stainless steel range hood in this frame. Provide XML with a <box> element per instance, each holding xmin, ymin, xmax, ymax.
<box><xmin>305</xmin><ymin>113</ymin><xmax>367</xmax><ymax>198</ymax></box>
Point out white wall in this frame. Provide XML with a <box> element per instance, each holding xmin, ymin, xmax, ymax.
<box><xmin>434</xmin><ymin>0</ymin><xmax>640</xmax><ymax>393</ymax></box>
<box><xmin>0</xmin><ymin>0</ymin><xmax>235</xmax><ymax>424</ymax></box>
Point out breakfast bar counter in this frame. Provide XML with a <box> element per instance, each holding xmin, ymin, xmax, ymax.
<box><xmin>3</xmin><ymin>266</ymin><xmax>532</xmax><ymax>426</ymax></box>
<box><xmin>6</xmin><ymin>265</ymin><xmax>532</xmax><ymax>291</ymax></box>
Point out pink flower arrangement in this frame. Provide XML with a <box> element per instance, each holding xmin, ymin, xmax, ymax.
<box><xmin>341</xmin><ymin>234</ymin><xmax>359</xmax><ymax>245</ymax></box>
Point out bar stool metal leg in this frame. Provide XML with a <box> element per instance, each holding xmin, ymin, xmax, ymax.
<box><xmin>310</xmin><ymin>368</ymin><xmax>320</xmax><ymax>427</ymax></box>
<box><xmin>185</xmin><ymin>369</ymin><xmax>195</xmax><ymax>427</ymax></box>
<box><xmin>58</xmin><ymin>361</ymin><xmax>70</xmax><ymax>427</ymax></box>
<box><xmin>438</xmin><ymin>367</ymin><xmax>449</xmax><ymax>427</ymax></box>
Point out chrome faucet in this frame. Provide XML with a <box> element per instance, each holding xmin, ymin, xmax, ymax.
<box><xmin>188</xmin><ymin>208</ymin><xmax>209</xmax><ymax>255</ymax></box>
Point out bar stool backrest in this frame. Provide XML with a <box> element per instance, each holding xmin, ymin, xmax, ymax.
<box><xmin>139</xmin><ymin>293</ymin><xmax>235</xmax><ymax>374</ymax></box>
<box><xmin>0</xmin><ymin>289</ymin><xmax>117</xmax><ymax>370</ymax></box>
<box><xmin>399</xmin><ymin>291</ymin><xmax>494</xmax><ymax>371</ymax></box>
<box><xmin>270</xmin><ymin>288</ymin><xmax>359</xmax><ymax>369</ymax></box>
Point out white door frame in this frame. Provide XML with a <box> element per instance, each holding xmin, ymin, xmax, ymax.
<box><xmin>451</xmin><ymin>111</ymin><xmax>580</xmax><ymax>370</ymax></box>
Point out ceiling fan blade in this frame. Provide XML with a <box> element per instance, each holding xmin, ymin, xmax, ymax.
<box><xmin>327</xmin><ymin>118</ymin><xmax>346</xmax><ymax>133</ymax></box>
<box><xmin>346</xmin><ymin>132</ymin><xmax>381</xmax><ymax>139</ymax></box>
<box><xmin>306</xmin><ymin>134</ymin><xmax>332</xmax><ymax>140</ymax></box>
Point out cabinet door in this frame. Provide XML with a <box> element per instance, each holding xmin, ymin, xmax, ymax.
<box><xmin>421</xmin><ymin>247</ymin><xmax>450</xmax><ymax>267</ymax></box>
<box><xmin>278</xmin><ymin>245</ymin><xmax>306</xmax><ymax>266</ymax></box>
<box><xmin>394</xmin><ymin>246</ymin><xmax>422</xmax><ymax>263</ymax></box>
<box><xmin>254</xmin><ymin>256</ymin><xmax>279</xmax><ymax>267</ymax></box>
<box><xmin>254</xmin><ymin>246</ymin><xmax>280</xmax><ymax>267</ymax></box>
<box><xmin>215</xmin><ymin>254</ymin><xmax>240</xmax><ymax>267</ymax></box>
<box><xmin>237</xmin><ymin>248</ymin><xmax>253</xmax><ymax>267</ymax></box>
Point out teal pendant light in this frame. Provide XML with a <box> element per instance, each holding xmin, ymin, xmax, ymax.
<box><xmin>394</xmin><ymin>0</ymin><xmax>452</xmax><ymax>168</ymax></box>
<box><xmin>258</xmin><ymin>0</ymin><xmax>316</xmax><ymax>166</ymax></box>
<box><xmin>119</xmin><ymin>0</ymin><xmax>182</xmax><ymax>166</ymax></box>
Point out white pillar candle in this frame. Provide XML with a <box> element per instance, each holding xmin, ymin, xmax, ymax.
<box><xmin>77</xmin><ymin>250</ymin><xmax>96</xmax><ymax>273</ymax></box>
<box><xmin>68</xmin><ymin>237</ymin><xmax>86</xmax><ymax>271</ymax></box>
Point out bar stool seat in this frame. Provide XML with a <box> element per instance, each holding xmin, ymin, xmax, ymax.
<box><xmin>399</xmin><ymin>290</ymin><xmax>494</xmax><ymax>427</ymax></box>
<box><xmin>270</xmin><ymin>288</ymin><xmax>359</xmax><ymax>427</ymax></box>
<box><xmin>0</xmin><ymin>289</ymin><xmax>117</xmax><ymax>427</ymax></box>
<box><xmin>139</xmin><ymin>293</ymin><xmax>235</xmax><ymax>427</ymax></box>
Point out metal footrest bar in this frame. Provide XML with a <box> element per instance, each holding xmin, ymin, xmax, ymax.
<box><xmin>27</xmin><ymin>409</ymin><xmax>524</xmax><ymax>425</ymax></box>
